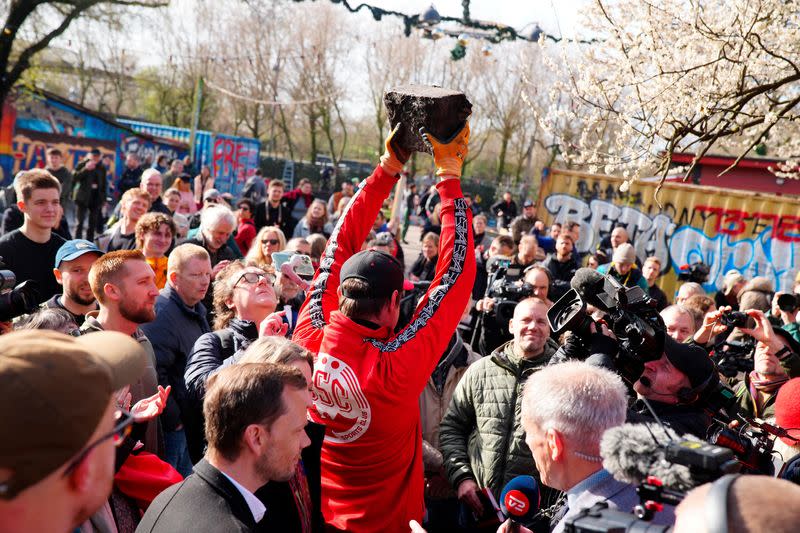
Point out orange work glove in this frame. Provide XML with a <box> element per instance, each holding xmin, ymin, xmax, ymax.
<box><xmin>420</xmin><ymin>121</ymin><xmax>470</xmax><ymax>179</ymax></box>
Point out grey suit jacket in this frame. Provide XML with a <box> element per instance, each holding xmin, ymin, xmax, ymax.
<box><xmin>553</xmin><ymin>469</ymin><xmax>675</xmax><ymax>533</ymax></box>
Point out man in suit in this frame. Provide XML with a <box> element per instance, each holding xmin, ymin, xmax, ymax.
<box><xmin>137</xmin><ymin>363</ymin><xmax>312</xmax><ymax>532</ymax></box>
<box><xmin>499</xmin><ymin>361</ymin><xmax>674</xmax><ymax>533</ymax></box>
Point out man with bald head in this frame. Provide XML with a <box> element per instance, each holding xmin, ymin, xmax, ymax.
<box><xmin>597</xmin><ymin>225</ymin><xmax>629</xmax><ymax>264</ymax></box>
<box><xmin>676</xmin><ymin>282</ymin><xmax>705</xmax><ymax>306</ymax></box>
<box><xmin>141</xmin><ymin>169</ymin><xmax>171</xmax><ymax>215</ymax></box>
<box><xmin>440</xmin><ymin>298</ymin><xmax>560</xmax><ymax>530</ymax></box>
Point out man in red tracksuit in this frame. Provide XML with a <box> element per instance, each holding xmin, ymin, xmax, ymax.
<box><xmin>293</xmin><ymin>122</ymin><xmax>475</xmax><ymax>532</ymax></box>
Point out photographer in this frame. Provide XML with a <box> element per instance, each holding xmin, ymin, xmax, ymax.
<box><xmin>731</xmin><ymin>310</ymin><xmax>799</xmax><ymax>419</ymax></box>
<box><xmin>770</xmin><ymin>291</ymin><xmax>800</xmax><ymax>344</ymax></box>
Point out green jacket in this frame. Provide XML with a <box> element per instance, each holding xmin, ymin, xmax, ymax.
<box><xmin>439</xmin><ymin>338</ymin><xmax>559</xmax><ymax>497</ymax></box>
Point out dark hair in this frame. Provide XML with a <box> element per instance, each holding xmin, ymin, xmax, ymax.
<box><xmin>14</xmin><ymin>308</ymin><xmax>77</xmax><ymax>333</ymax></box>
<box><xmin>46</xmin><ymin>147</ymin><xmax>63</xmax><ymax>157</ymax></box>
<box><xmin>339</xmin><ymin>278</ymin><xmax>392</xmax><ymax>321</ymax></box>
<box><xmin>494</xmin><ymin>234</ymin><xmax>515</xmax><ymax>250</ymax></box>
<box><xmin>203</xmin><ymin>363</ymin><xmax>307</xmax><ymax>461</ymax></box>
<box><xmin>237</xmin><ymin>198</ymin><xmax>255</xmax><ymax>211</ymax></box>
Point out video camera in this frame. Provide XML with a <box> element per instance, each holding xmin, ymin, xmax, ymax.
<box><xmin>475</xmin><ymin>256</ymin><xmax>532</xmax><ymax>331</ymax></box>
<box><xmin>0</xmin><ymin>258</ymin><xmax>39</xmax><ymax>322</ymax></box>
<box><xmin>677</xmin><ymin>261</ymin><xmax>710</xmax><ymax>284</ymax></box>
<box><xmin>547</xmin><ymin>269</ymin><xmax>665</xmax><ymax>382</ymax></box>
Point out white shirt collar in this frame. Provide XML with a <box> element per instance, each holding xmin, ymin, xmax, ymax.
<box><xmin>221</xmin><ymin>472</ymin><xmax>267</xmax><ymax>523</ymax></box>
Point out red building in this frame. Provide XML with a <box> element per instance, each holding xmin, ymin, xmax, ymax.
<box><xmin>669</xmin><ymin>152</ymin><xmax>800</xmax><ymax>196</ymax></box>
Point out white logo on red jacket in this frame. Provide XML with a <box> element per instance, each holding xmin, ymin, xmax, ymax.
<box><xmin>311</xmin><ymin>353</ymin><xmax>371</xmax><ymax>443</ymax></box>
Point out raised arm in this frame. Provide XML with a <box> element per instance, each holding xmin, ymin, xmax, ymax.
<box><xmin>293</xmin><ymin>125</ymin><xmax>410</xmax><ymax>352</ymax></box>
<box><xmin>370</xmin><ymin>123</ymin><xmax>476</xmax><ymax>394</ymax></box>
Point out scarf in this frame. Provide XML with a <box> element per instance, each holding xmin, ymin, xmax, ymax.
<box><xmin>749</xmin><ymin>371</ymin><xmax>789</xmax><ymax>414</ymax></box>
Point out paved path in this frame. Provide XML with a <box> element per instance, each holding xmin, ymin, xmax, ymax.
<box><xmin>399</xmin><ymin>225</ymin><xmax>423</xmax><ymax>272</ymax></box>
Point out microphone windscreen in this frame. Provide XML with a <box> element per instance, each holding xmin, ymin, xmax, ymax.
<box><xmin>500</xmin><ymin>475</ymin><xmax>540</xmax><ymax>523</ymax></box>
<box><xmin>570</xmin><ymin>268</ymin><xmax>610</xmax><ymax>310</ymax></box>
<box><xmin>601</xmin><ymin>423</ymin><xmax>696</xmax><ymax>492</ymax></box>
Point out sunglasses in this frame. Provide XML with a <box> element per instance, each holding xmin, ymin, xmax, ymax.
<box><xmin>262</xmin><ymin>238</ymin><xmax>280</xmax><ymax>245</ymax></box>
<box><xmin>62</xmin><ymin>409</ymin><xmax>134</xmax><ymax>477</ymax></box>
<box><xmin>233</xmin><ymin>270</ymin><xmax>275</xmax><ymax>288</ymax></box>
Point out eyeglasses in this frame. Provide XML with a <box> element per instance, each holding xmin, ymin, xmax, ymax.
<box><xmin>62</xmin><ymin>409</ymin><xmax>134</xmax><ymax>477</ymax></box>
<box><xmin>262</xmin><ymin>238</ymin><xmax>280</xmax><ymax>246</ymax></box>
<box><xmin>233</xmin><ymin>270</ymin><xmax>275</xmax><ymax>288</ymax></box>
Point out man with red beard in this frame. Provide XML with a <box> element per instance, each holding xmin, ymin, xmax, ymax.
<box><xmin>43</xmin><ymin>239</ymin><xmax>103</xmax><ymax>326</ymax></box>
<box><xmin>80</xmin><ymin>249</ymin><xmax>165</xmax><ymax>458</ymax></box>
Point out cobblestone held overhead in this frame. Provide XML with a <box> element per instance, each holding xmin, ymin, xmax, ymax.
<box><xmin>384</xmin><ymin>85</ymin><xmax>472</xmax><ymax>155</ymax></box>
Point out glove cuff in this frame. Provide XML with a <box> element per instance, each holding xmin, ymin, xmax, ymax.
<box><xmin>434</xmin><ymin>157</ymin><xmax>463</xmax><ymax>178</ymax></box>
<box><xmin>380</xmin><ymin>152</ymin><xmax>405</xmax><ymax>176</ymax></box>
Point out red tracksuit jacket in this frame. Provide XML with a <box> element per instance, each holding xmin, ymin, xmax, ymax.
<box><xmin>293</xmin><ymin>164</ymin><xmax>475</xmax><ymax>532</ymax></box>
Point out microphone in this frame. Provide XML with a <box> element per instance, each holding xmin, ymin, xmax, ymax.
<box><xmin>600</xmin><ymin>423</ymin><xmax>695</xmax><ymax>492</ymax></box>
<box><xmin>500</xmin><ymin>475</ymin><xmax>540</xmax><ymax>530</ymax></box>
<box><xmin>570</xmin><ymin>268</ymin><xmax>610</xmax><ymax>311</ymax></box>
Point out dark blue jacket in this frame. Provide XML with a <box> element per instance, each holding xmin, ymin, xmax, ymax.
<box><xmin>141</xmin><ymin>285</ymin><xmax>210</xmax><ymax>431</ymax></box>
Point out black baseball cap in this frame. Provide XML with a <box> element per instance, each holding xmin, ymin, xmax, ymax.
<box><xmin>340</xmin><ymin>250</ymin><xmax>409</xmax><ymax>298</ymax></box>
<box><xmin>663</xmin><ymin>336</ymin><xmax>718</xmax><ymax>389</ymax></box>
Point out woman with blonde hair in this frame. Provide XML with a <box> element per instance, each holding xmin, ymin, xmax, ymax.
<box><xmin>246</xmin><ymin>226</ymin><xmax>287</xmax><ymax>269</ymax></box>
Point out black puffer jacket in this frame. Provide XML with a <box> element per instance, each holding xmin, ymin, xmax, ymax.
<box><xmin>184</xmin><ymin>318</ymin><xmax>259</xmax><ymax>403</ymax></box>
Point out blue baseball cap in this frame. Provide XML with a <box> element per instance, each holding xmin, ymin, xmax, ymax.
<box><xmin>55</xmin><ymin>240</ymin><xmax>103</xmax><ymax>268</ymax></box>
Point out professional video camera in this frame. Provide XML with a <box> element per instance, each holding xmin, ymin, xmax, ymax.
<box><xmin>470</xmin><ymin>257</ymin><xmax>532</xmax><ymax>353</ymax></box>
<box><xmin>677</xmin><ymin>261</ymin><xmax>710</xmax><ymax>284</ymax></box>
<box><xmin>708</xmin><ymin>418</ymin><xmax>787</xmax><ymax>475</ymax></box>
<box><xmin>0</xmin><ymin>258</ymin><xmax>39</xmax><ymax>322</ymax></box>
<box><xmin>486</xmin><ymin>273</ymin><xmax>534</xmax><ymax>325</ymax></box>
<box><xmin>547</xmin><ymin>268</ymin><xmax>665</xmax><ymax>382</ymax></box>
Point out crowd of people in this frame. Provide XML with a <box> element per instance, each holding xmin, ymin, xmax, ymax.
<box><xmin>2</xmin><ymin>119</ymin><xmax>800</xmax><ymax>533</ymax></box>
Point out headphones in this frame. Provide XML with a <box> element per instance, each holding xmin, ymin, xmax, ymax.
<box><xmin>705</xmin><ymin>474</ymin><xmax>740</xmax><ymax>533</ymax></box>
<box><xmin>676</xmin><ymin>370</ymin><xmax>717</xmax><ymax>404</ymax></box>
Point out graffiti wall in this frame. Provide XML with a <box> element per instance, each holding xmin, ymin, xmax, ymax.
<box><xmin>119</xmin><ymin>119</ymin><xmax>260</xmax><ymax>196</ymax></box>
<box><xmin>12</xmin><ymin>129</ymin><xmax>117</xmax><ymax>176</ymax></box>
<box><xmin>212</xmin><ymin>134</ymin><xmax>260</xmax><ymax>195</ymax></box>
<box><xmin>0</xmin><ymin>91</ymin><xmax>187</xmax><ymax>188</ymax></box>
<box><xmin>537</xmin><ymin>169</ymin><xmax>800</xmax><ymax>297</ymax></box>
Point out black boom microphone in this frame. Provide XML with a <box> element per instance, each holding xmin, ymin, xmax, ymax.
<box><xmin>570</xmin><ymin>268</ymin><xmax>611</xmax><ymax>311</ymax></box>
